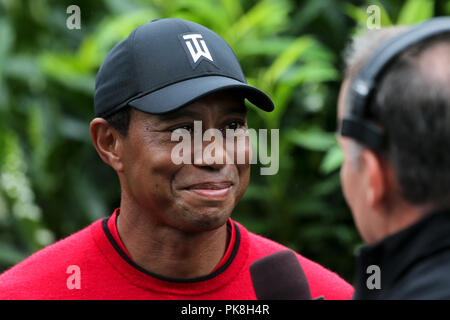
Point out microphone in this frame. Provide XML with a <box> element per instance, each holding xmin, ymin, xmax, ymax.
<box><xmin>250</xmin><ymin>250</ymin><xmax>313</xmax><ymax>300</ymax></box>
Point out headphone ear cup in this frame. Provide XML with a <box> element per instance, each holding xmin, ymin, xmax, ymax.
<box><xmin>340</xmin><ymin>117</ymin><xmax>385</xmax><ymax>152</ymax></box>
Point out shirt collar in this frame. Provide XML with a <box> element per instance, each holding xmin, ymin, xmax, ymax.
<box><xmin>353</xmin><ymin>208</ymin><xmax>450</xmax><ymax>299</ymax></box>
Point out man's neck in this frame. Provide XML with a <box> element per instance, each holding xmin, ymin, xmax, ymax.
<box><xmin>377</xmin><ymin>202</ymin><xmax>430</xmax><ymax>243</ymax></box>
<box><xmin>116</xmin><ymin>205</ymin><xmax>230</xmax><ymax>280</ymax></box>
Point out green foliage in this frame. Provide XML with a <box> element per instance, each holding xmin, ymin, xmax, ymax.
<box><xmin>0</xmin><ymin>0</ymin><xmax>447</xmax><ymax>281</ymax></box>
<box><xmin>396</xmin><ymin>0</ymin><xmax>434</xmax><ymax>24</ymax></box>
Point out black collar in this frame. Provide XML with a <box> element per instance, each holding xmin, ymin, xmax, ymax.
<box><xmin>353</xmin><ymin>209</ymin><xmax>450</xmax><ymax>299</ymax></box>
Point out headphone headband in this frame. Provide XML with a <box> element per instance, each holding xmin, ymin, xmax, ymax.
<box><xmin>340</xmin><ymin>17</ymin><xmax>450</xmax><ymax>151</ymax></box>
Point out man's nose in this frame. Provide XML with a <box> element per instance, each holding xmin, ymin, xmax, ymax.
<box><xmin>192</xmin><ymin>132</ymin><xmax>251</xmax><ymax>169</ymax></box>
<box><xmin>192</xmin><ymin>135</ymin><xmax>228</xmax><ymax>170</ymax></box>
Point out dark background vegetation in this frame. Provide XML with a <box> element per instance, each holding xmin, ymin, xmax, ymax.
<box><xmin>0</xmin><ymin>0</ymin><xmax>448</xmax><ymax>282</ymax></box>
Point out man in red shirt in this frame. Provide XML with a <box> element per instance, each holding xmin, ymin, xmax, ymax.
<box><xmin>0</xmin><ymin>18</ymin><xmax>353</xmax><ymax>299</ymax></box>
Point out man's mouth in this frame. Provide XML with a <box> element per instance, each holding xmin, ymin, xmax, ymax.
<box><xmin>184</xmin><ymin>181</ymin><xmax>233</xmax><ymax>199</ymax></box>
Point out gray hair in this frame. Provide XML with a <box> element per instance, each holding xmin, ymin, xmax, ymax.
<box><xmin>342</xmin><ymin>26</ymin><xmax>409</xmax><ymax>117</ymax></box>
<box><xmin>341</xmin><ymin>27</ymin><xmax>408</xmax><ymax>167</ymax></box>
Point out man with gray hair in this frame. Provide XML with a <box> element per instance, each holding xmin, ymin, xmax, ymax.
<box><xmin>337</xmin><ymin>17</ymin><xmax>450</xmax><ymax>299</ymax></box>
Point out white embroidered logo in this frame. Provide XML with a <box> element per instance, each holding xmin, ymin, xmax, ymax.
<box><xmin>183</xmin><ymin>34</ymin><xmax>213</xmax><ymax>64</ymax></box>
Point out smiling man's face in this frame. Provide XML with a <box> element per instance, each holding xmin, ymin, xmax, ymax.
<box><xmin>118</xmin><ymin>90</ymin><xmax>250</xmax><ymax>232</ymax></box>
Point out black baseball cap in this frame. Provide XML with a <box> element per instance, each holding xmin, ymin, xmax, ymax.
<box><xmin>94</xmin><ymin>18</ymin><xmax>274</xmax><ymax>117</ymax></box>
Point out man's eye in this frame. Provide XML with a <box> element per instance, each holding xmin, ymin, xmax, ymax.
<box><xmin>224</xmin><ymin>121</ymin><xmax>245</xmax><ymax>130</ymax></box>
<box><xmin>171</xmin><ymin>124</ymin><xmax>193</xmax><ymax>132</ymax></box>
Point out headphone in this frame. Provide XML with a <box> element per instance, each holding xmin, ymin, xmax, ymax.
<box><xmin>340</xmin><ymin>17</ymin><xmax>450</xmax><ymax>151</ymax></box>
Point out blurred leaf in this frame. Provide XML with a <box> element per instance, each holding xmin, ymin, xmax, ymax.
<box><xmin>38</xmin><ymin>52</ymin><xmax>95</xmax><ymax>94</ymax></box>
<box><xmin>237</xmin><ymin>37</ymin><xmax>294</xmax><ymax>57</ymax></box>
<box><xmin>172</xmin><ymin>0</ymin><xmax>231</xmax><ymax>31</ymax></box>
<box><xmin>242</xmin><ymin>183</ymin><xmax>269</xmax><ymax>201</ymax></box>
<box><xmin>289</xmin><ymin>197</ymin><xmax>329</xmax><ymax>218</ymax></box>
<box><xmin>282</xmin><ymin>64</ymin><xmax>339</xmax><ymax>84</ymax></box>
<box><xmin>4</xmin><ymin>54</ymin><xmax>45</xmax><ymax>91</ymax></box>
<box><xmin>74</xmin><ymin>173</ymin><xmax>108</xmax><ymax>221</ymax></box>
<box><xmin>287</xmin><ymin>127</ymin><xmax>336</xmax><ymax>151</ymax></box>
<box><xmin>226</xmin><ymin>0</ymin><xmax>291</xmax><ymax>43</ymax></box>
<box><xmin>291</xmin><ymin>0</ymin><xmax>328</xmax><ymax>32</ymax></box>
<box><xmin>0</xmin><ymin>18</ymin><xmax>14</xmax><ymax>68</ymax></box>
<box><xmin>257</xmin><ymin>36</ymin><xmax>315</xmax><ymax>128</ymax></box>
<box><xmin>343</xmin><ymin>3</ymin><xmax>369</xmax><ymax>27</ymax></box>
<box><xmin>0</xmin><ymin>18</ymin><xmax>14</xmax><ymax>107</ymax></box>
<box><xmin>103</xmin><ymin>0</ymin><xmax>144</xmax><ymax>14</ymax></box>
<box><xmin>0</xmin><ymin>242</ymin><xmax>28</xmax><ymax>266</ymax></box>
<box><xmin>396</xmin><ymin>0</ymin><xmax>434</xmax><ymax>24</ymax></box>
<box><xmin>320</xmin><ymin>144</ymin><xmax>344</xmax><ymax>174</ymax></box>
<box><xmin>220</xmin><ymin>0</ymin><xmax>243</xmax><ymax>21</ymax></box>
<box><xmin>262</xmin><ymin>36</ymin><xmax>314</xmax><ymax>86</ymax></box>
<box><xmin>59</xmin><ymin>116</ymin><xmax>90</xmax><ymax>142</ymax></box>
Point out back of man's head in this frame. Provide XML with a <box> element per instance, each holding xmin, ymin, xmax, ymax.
<box><xmin>342</xmin><ymin>27</ymin><xmax>450</xmax><ymax>211</ymax></box>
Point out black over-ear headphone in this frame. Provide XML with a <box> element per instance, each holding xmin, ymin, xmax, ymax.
<box><xmin>340</xmin><ymin>17</ymin><xmax>450</xmax><ymax>151</ymax></box>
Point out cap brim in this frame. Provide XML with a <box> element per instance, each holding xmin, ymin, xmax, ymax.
<box><xmin>128</xmin><ymin>75</ymin><xmax>274</xmax><ymax>114</ymax></box>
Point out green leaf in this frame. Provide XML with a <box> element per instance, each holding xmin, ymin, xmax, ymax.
<box><xmin>0</xmin><ymin>243</ymin><xmax>28</xmax><ymax>266</ymax></box>
<box><xmin>237</xmin><ymin>37</ymin><xmax>294</xmax><ymax>57</ymax></box>
<box><xmin>282</xmin><ymin>64</ymin><xmax>339</xmax><ymax>84</ymax></box>
<box><xmin>396</xmin><ymin>0</ymin><xmax>434</xmax><ymax>25</ymax></box>
<box><xmin>343</xmin><ymin>3</ymin><xmax>370</xmax><ymax>27</ymax></box>
<box><xmin>242</xmin><ymin>183</ymin><xmax>269</xmax><ymax>201</ymax></box>
<box><xmin>4</xmin><ymin>55</ymin><xmax>44</xmax><ymax>90</ymax></box>
<box><xmin>262</xmin><ymin>36</ymin><xmax>314</xmax><ymax>86</ymax></box>
<box><xmin>320</xmin><ymin>144</ymin><xmax>344</xmax><ymax>174</ymax></box>
<box><xmin>220</xmin><ymin>0</ymin><xmax>243</xmax><ymax>20</ymax></box>
<box><xmin>90</xmin><ymin>9</ymin><xmax>159</xmax><ymax>58</ymax></box>
<box><xmin>227</xmin><ymin>0</ymin><xmax>291</xmax><ymax>42</ymax></box>
<box><xmin>59</xmin><ymin>116</ymin><xmax>90</xmax><ymax>142</ymax></box>
<box><xmin>38</xmin><ymin>52</ymin><xmax>93</xmax><ymax>93</ymax></box>
<box><xmin>287</xmin><ymin>127</ymin><xmax>336</xmax><ymax>152</ymax></box>
<box><xmin>172</xmin><ymin>0</ymin><xmax>230</xmax><ymax>32</ymax></box>
<box><xmin>0</xmin><ymin>18</ymin><xmax>14</xmax><ymax>71</ymax></box>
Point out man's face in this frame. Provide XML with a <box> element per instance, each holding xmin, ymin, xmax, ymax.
<box><xmin>118</xmin><ymin>91</ymin><xmax>250</xmax><ymax>232</ymax></box>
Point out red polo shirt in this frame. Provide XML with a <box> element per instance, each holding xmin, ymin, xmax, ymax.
<box><xmin>0</xmin><ymin>210</ymin><xmax>353</xmax><ymax>299</ymax></box>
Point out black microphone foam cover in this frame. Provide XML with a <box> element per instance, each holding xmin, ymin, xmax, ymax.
<box><xmin>250</xmin><ymin>250</ymin><xmax>312</xmax><ymax>300</ymax></box>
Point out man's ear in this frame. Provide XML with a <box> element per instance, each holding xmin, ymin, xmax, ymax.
<box><xmin>89</xmin><ymin>118</ymin><xmax>124</xmax><ymax>172</ymax></box>
<box><xmin>361</xmin><ymin>150</ymin><xmax>387</xmax><ymax>209</ymax></box>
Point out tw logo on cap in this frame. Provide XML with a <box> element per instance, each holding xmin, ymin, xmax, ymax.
<box><xmin>180</xmin><ymin>33</ymin><xmax>216</xmax><ymax>69</ymax></box>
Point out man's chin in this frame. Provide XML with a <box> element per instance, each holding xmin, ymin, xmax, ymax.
<box><xmin>177</xmin><ymin>205</ymin><xmax>233</xmax><ymax>233</ymax></box>
<box><xmin>170</xmin><ymin>189</ymin><xmax>237</xmax><ymax>231</ymax></box>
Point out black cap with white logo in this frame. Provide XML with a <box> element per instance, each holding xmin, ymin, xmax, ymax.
<box><xmin>94</xmin><ymin>18</ymin><xmax>274</xmax><ymax>117</ymax></box>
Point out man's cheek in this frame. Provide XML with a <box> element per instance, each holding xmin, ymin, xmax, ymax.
<box><xmin>236</xmin><ymin>164</ymin><xmax>250</xmax><ymax>196</ymax></box>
